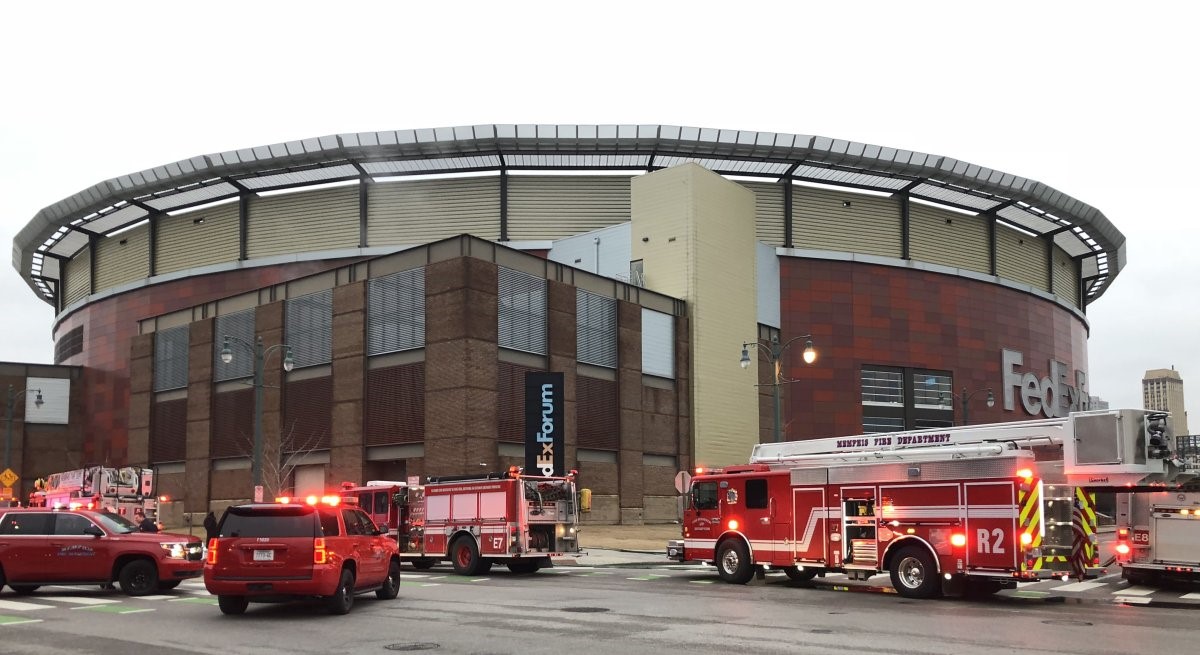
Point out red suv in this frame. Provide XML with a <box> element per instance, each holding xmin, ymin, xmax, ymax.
<box><xmin>0</xmin><ymin>507</ymin><xmax>204</xmax><ymax>595</ymax></box>
<box><xmin>204</xmin><ymin>500</ymin><xmax>401</xmax><ymax>615</ymax></box>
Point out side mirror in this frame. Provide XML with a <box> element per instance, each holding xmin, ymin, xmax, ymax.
<box><xmin>84</xmin><ymin>525</ymin><xmax>104</xmax><ymax>538</ymax></box>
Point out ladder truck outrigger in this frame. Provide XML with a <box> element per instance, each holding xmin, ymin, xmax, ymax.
<box><xmin>668</xmin><ymin>409</ymin><xmax>1198</xmax><ymax>599</ymax></box>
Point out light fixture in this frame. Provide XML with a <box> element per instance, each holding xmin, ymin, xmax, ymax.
<box><xmin>802</xmin><ymin>339</ymin><xmax>816</xmax><ymax>364</ymax></box>
<box><xmin>842</xmin><ymin>200</ymin><xmax>852</xmax><ymax>208</ymax></box>
<box><xmin>739</xmin><ymin>347</ymin><xmax>751</xmax><ymax>369</ymax></box>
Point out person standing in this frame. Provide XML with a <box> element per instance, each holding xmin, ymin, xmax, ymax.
<box><xmin>203</xmin><ymin>511</ymin><xmax>218</xmax><ymax>543</ymax></box>
<box><xmin>134</xmin><ymin>509</ymin><xmax>158</xmax><ymax>533</ymax></box>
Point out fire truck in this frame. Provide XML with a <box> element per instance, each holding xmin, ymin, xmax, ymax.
<box><xmin>1113</xmin><ymin>433</ymin><xmax>1200</xmax><ymax>585</ymax></box>
<box><xmin>28</xmin><ymin>466</ymin><xmax>159</xmax><ymax>521</ymax></box>
<box><xmin>390</xmin><ymin>468</ymin><xmax>582</xmax><ymax>575</ymax></box>
<box><xmin>667</xmin><ymin>409</ymin><xmax>1197</xmax><ymax>599</ymax></box>
<box><xmin>338</xmin><ymin>480</ymin><xmax>407</xmax><ymax>538</ymax></box>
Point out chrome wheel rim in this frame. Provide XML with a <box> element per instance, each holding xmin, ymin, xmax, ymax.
<box><xmin>898</xmin><ymin>555</ymin><xmax>925</xmax><ymax>589</ymax></box>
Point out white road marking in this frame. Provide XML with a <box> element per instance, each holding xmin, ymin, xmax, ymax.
<box><xmin>46</xmin><ymin>597</ymin><xmax>120</xmax><ymax>606</ymax></box>
<box><xmin>1181</xmin><ymin>593</ymin><xmax>1200</xmax><ymax>600</ymax></box>
<box><xmin>0</xmin><ymin>600</ymin><xmax>55</xmax><ymax>611</ymax></box>
<box><xmin>1113</xmin><ymin>596</ymin><xmax>1152</xmax><ymax>605</ymax></box>
<box><xmin>1049</xmin><ymin>581</ymin><xmax>1107</xmax><ymax>593</ymax></box>
<box><xmin>1112</xmin><ymin>586</ymin><xmax>1156</xmax><ymax>596</ymax></box>
<box><xmin>130</xmin><ymin>595</ymin><xmax>175</xmax><ymax>601</ymax></box>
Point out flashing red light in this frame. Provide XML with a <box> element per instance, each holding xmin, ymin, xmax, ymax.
<box><xmin>1115</xmin><ymin>543</ymin><xmax>1131</xmax><ymax>556</ymax></box>
<box><xmin>159</xmin><ymin>495</ymin><xmax>170</xmax><ymax>503</ymax></box>
<box><xmin>727</xmin><ymin>519</ymin><xmax>739</xmax><ymax>530</ymax></box>
<box><xmin>695</xmin><ymin>467</ymin><xmax>704</xmax><ymax>475</ymax></box>
<box><xmin>950</xmin><ymin>533</ymin><xmax>967</xmax><ymax>548</ymax></box>
<box><xmin>276</xmin><ymin>496</ymin><xmax>291</xmax><ymax>504</ymax></box>
<box><xmin>305</xmin><ymin>495</ymin><xmax>319</xmax><ymax>506</ymax></box>
<box><xmin>1016</xmin><ymin>468</ymin><xmax>1034</xmax><ymax>480</ymax></box>
<box><xmin>1117</xmin><ymin>527</ymin><xmax>1131</xmax><ymax>538</ymax></box>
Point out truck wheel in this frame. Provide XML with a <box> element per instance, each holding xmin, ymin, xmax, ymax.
<box><xmin>783</xmin><ymin>566</ymin><xmax>817</xmax><ymax>582</ymax></box>
<box><xmin>157</xmin><ymin>580</ymin><xmax>181</xmax><ymax>591</ymax></box>
<box><xmin>450</xmin><ymin>536</ymin><xmax>483</xmax><ymax>576</ymax></box>
<box><xmin>889</xmin><ymin>545</ymin><xmax>941</xmax><ymax>599</ymax></box>
<box><xmin>716</xmin><ymin>539</ymin><xmax>754</xmax><ymax>584</ymax></box>
<box><xmin>376</xmin><ymin>560</ymin><xmax>401</xmax><ymax>600</ymax></box>
<box><xmin>411</xmin><ymin>558</ymin><xmax>436</xmax><ymax>570</ymax></box>
<box><xmin>0</xmin><ymin>565</ymin><xmax>6</xmax><ymax>592</ymax></box>
<box><xmin>10</xmin><ymin>585</ymin><xmax>39</xmax><ymax>595</ymax></box>
<box><xmin>217</xmin><ymin>595</ymin><xmax>248</xmax><ymax>615</ymax></box>
<box><xmin>326</xmin><ymin>568</ymin><xmax>356</xmax><ymax>615</ymax></box>
<box><xmin>118</xmin><ymin>560</ymin><xmax>158</xmax><ymax>596</ymax></box>
<box><xmin>507</xmin><ymin>559</ymin><xmax>542</xmax><ymax>574</ymax></box>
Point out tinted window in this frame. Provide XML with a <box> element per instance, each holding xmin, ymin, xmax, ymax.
<box><xmin>745</xmin><ymin>479</ymin><xmax>768</xmax><ymax>509</ymax></box>
<box><xmin>374</xmin><ymin>491</ymin><xmax>389</xmax><ymax>514</ymax></box>
<box><xmin>54</xmin><ymin>513</ymin><xmax>98</xmax><ymax>535</ymax></box>
<box><xmin>342</xmin><ymin>509</ymin><xmax>366</xmax><ymax>536</ymax></box>
<box><xmin>691</xmin><ymin>482</ymin><xmax>718</xmax><ymax>511</ymax></box>
<box><xmin>220</xmin><ymin>507</ymin><xmax>319</xmax><ymax>538</ymax></box>
<box><xmin>0</xmin><ymin>513</ymin><xmax>54</xmax><ymax>535</ymax></box>
<box><xmin>319</xmin><ymin>510</ymin><xmax>341</xmax><ymax>537</ymax></box>
<box><xmin>354</xmin><ymin>509</ymin><xmax>379</xmax><ymax>534</ymax></box>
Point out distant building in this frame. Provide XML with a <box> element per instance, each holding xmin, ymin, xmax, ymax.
<box><xmin>1142</xmin><ymin>368</ymin><xmax>1188</xmax><ymax>436</ymax></box>
<box><xmin>1088</xmin><ymin>395</ymin><xmax>1109</xmax><ymax>410</ymax></box>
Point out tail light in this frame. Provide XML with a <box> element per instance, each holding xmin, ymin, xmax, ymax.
<box><xmin>206</xmin><ymin>539</ymin><xmax>219</xmax><ymax>564</ymax></box>
<box><xmin>314</xmin><ymin>538</ymin><xmax>327</xmax><ymax>564</ymax></box>
<box><xmin>950</xmin><ymin>533</ymin><xmax>967</xmax><ymax>548</ymax></box>
<box><xmin>1114</xmin><ymin>526</ymin><xmax>1132</xmax><ymax>560</ymax></box>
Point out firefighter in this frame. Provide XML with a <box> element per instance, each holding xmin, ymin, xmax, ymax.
<box><xmin>134</xmin><ymin>509</ymin><xmax>159</xmax><ymax>533</ymax></box>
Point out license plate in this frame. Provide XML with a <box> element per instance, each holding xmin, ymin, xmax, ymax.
<box><xmin>253</xmin><ymin>549</ymin><xmax>274</xmax><ymax>562</ymax></box>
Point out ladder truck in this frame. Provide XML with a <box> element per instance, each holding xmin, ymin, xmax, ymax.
<box><xmin>667</xmin><ymin>409</ymin><xmax>1197</xmax><ymax>599</ymax></box>
<box><xmin>28</xmin><ymin>466</ymin><xmax>159</xmax><ymax>522</ymax></box>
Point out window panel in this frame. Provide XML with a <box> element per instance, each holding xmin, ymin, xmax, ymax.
<box><xmin>498</xmin><ymin>267</ymin><xmax>547</xmax><ymax>355</ymax></box>
<box><xmin>367</xmin><ymin>268</ymin><xmax>425</xmax><ymax>355</ymax></box>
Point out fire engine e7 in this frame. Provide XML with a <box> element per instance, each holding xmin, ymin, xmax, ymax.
<box><xmin>355</xmin><ymin>468</ymin><xmax>582</xmax><ymax>575</ymax></box>
<box><xmin>668</xmin><ymin>409</ymin><xmax>1197</xmax><ymax>598</ymax></box>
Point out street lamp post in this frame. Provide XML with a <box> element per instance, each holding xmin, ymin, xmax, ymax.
<box><xmin>5</xmin><ymin>385</ymin><xmax>44</xmax><ymax>472</ymax></box>
<box><xmin>954</xmin><ymin>387</ymin><xmax>995</xmax><ymax>426</ymax></box>
<box><xmin>219</xmin><ymin>335</ymin><xmax>294</xmax><ymax>493</ymax></box>
<box><xmin>740</xmin><ymin>334</ymin><xmax>817</xmax><ymax>443</ymax></box>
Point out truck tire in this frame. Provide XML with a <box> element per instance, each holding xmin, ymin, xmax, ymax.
<box><xmin>118</xmin><ymin>560</ymin><xmax>159</xmax><ymax>596</ymax></box>
<box><xmin>376</xmin><ymin>560</ymin><xmax>401</xmax><ymax>600</ymax></box>
<box><xmin>410</xmin><ymin>558</ymin><xmax>436</xmax><ymax>570</ymax></box>
<box><xmin>889</xmin><ymin>545</ymin><xmax>941</xmax><ymax>599</ymax></box>
<box><xmin>507</xmin><ymin>559</ymin><xmax>542</xmax><ymax>574</ymax></box>
<box><xmin>10</xmin><ymin>585</ymin><xmax>39</xmax><ymax>595</ymax></box>
<box><xmin>157</xmin><ymin>580</ymin><xmax>181</xmax><ymax>591</ymax></box>
<box><xmin>450</xmin><ymin>536</ymin><xmax>484</xmax><ymax>576</ymax></box>
<box><xmin>218</xmin><ymin>595</ymin><xmax>248</xmax><ymax>615</ymax></box>
<box><xmin>326</xmin><ymin>568</ymin><xmax>356</xmax><ymax>615</ymax></box>
<box><xmin>716</xmin><ymin>539</ymin><xmax>754</xmax><ymax>584</ymax></box>
<box><xmin>783</xmin><ymin>566</ymin><xmax>817</xmax><ymax>582</ymax></box>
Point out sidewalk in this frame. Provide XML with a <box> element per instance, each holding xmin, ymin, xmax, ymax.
<box><xmin>571</xmin><ymin>522</ymin><xmax>679</xmax><ymax>566</ymax></box>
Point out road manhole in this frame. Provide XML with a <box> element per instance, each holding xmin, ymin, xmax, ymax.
<box><xmin>1040</xmin><ymin>619</ymin><xmax>1093</xmax><ymax>627</ymax></box>
<box><xmin>385</xmin><ymin>644</ymin><xmax>440</xmax><ymax>652</ymax></box>
<box><xmin>562</xmin><ymin>607</ymin><xmax>610</xmax><ymax>613</ymax></box>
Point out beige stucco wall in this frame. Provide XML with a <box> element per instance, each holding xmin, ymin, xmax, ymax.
<box><xmin>631</xmin><ymin>163</ymin><xmax>758</xmax><ymax>467</ymax></box>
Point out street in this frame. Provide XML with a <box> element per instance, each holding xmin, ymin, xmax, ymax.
<box><xmin>0</xmin><ymin>561</ymin><xmax>1196</xmax><ymax>655</ymax></box>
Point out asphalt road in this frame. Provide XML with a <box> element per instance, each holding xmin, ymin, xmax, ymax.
<box><xmin>0</xmin><ymin>561</ymin><xmax>1196</xmax><ymax>655</ymax></box>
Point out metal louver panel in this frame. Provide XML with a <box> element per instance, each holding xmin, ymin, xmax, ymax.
<box><xmin>792</xmin><ymin>185</ymin><xmax>902</xmax><ymax>257</ymax></box>
<box><xmin>154</xmin><ymin>325</ymin><xmax>190</xmax><ymax>392</ymax></box>
<box><xmin>367</xmin><ymin>268</ymin><xmax>425</xmax><ymax>355</ymax></box>
<box><xmin>507</xmin><ymin>176</ymin><xmax>632</xmax><ymax>240</ymax></box>
<box><xmin>62</xmin><ymin>248</ymin><xmax>91</xmax><ymax>306</ymax></box>
<box><xmin>577</xmin><ymin>376</ymin><xmax>618</xmax><ymax>450</ymax></box>
<box><xmin>367</xmin><ymin>176</ymin><xmax>501</xmax><ymax>245</ymax></box>
<box><xmin>211</xmin><ymin>388</ymin><xmax>254</xmax><ymax>458</ymax></box>
<box><xmin>365</xmin><ymin>363</ymin><xmax>425</xmax><ymax>445</ymax></box>
<box><xmin>283</xmin><ymin>376</ymin><xmax>332</xmax><ymax>452</ymax></box>
<box><xmin>1052</xmin><ymin>246</ymin><xmax>1080</xmax><ymax>307</ymax></box>
<box><xmin>94</xmin><ymin>224</ymin><xmax>150</xmax><ymax>292</ymax></box>
<box><xmin>498</xmin><ymin>267</ymin><xmax>546</xmax><ymax>355</ymax></box>
<box><xmin>907</xmin><ymin>203</ymin><xmax>989</xmax><ymax>274</ymax></box>
<box><xmin>247</xmin><ymin>186</ymin><xmax>359</xmax><ymax>259</ymax></box>
<box><xmin>214</xmin><ymin>309</ymin><xmax>256</xmax><ymax>382</ymax></box>
<box><xmin>498</xmin><ymin>362</ymin><xmax>541</xmax><ymax>443</ymax></box>
<box><xmin>155</xmin><ymin>202</ymin><xmax>240</xmax><ymax>275</ymax></box>
<box><xmin>150</xmin><ymin>398</ymin><xmax>187</xmax><ymax>464</ymax></box>
<box><xmin>641</xmin><ymin>308</ymin><xmax>675</xmax><ymax>379</ymax></box>
<box><xmin>576</xmin><ymin>290</ymin><xmax>616</xmax><ymax>368</ymax></box>
<box><xmin>738</xmin><ymin>181</ymin><xmax>786</xmax><ymax>246</ymax></box>
<box><xmin>286</xmin><ymin>289</ymin><xmax>333</xmax><ymax>368</ymax></box>
<box><xmin>995</xmin><ymin>225</ymin><xmax>1048</xmax><ymax>290</ymax></box>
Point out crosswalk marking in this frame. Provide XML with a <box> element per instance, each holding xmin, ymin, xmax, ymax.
<box><xmin>0</xmin><ymin>600</ymin><xmax>55</xmax><ymax>611</ymax></box>
<box><xmin>1182</xmin><ymin>593</ymin><xmax>1200</xmax><ymax>600</ymax></box>
<box><xmin>74</xmin><ymin>605</ymin><xmax>154</xmax><ymax>614</ymax></box>
<box><xmin>130</xmin><ymin>595</ymin><xmax>175</xmax><ymax>601</ymax></box>
<box><xmin>1113</xmin><ymin>596</ymin><xmax>1152</xmax><ymax>605</ymax></box>
<box><xmin>1112</xmin><ymin>586</ymin><xmax>1156</xmax><ymax>596</ymax></box>
<box><xmin>1048</xmin><ymin>581</ymin><xmax>1107</xmax><ymax>593</ymax></box>
<box><xmin>47</xmin><ymin>597</ymin><xmax>120</xmax><ymax>606</ymax></box>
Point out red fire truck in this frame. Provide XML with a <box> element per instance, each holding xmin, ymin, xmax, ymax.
<box><xmin>392</xmin><ymin>468</ymin><xmax>582</xmax><ymax>575</ymax></box>
<box><xmin>338</xmin><ymin>480</ymin><xmax>407</xmax><ymax>538</ymax></box>
<box><xmin>668</xmin><ymin>409</ymin><xmax>1195</xmax><ymax>599</ymax></box>
<box><xmin>28</xmin><ymin>466</ymin><xmax>159</xmax><ymax>521</ymax></box>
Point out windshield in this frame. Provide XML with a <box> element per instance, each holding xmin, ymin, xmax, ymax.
<box><xmin>93</xmin><ymin>511</ymin><xmax>139</xmax><ymax>534</ymax></box>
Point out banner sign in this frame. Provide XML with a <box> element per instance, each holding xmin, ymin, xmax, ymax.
<box><xmin>525</xmin><ymin>372</ymin><xmax>565</xmax><ymax>477</ymax></box>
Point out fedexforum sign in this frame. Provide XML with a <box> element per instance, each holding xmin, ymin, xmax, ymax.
<box><xmin>524</xmin><ymin>372</ymin><xmax>565</xmax><ymax>476</ymax></box>
<box><xmin>1001</xmin><ymin>348</ymin><xmax>1089</xmax><ymax>418</ymax></box>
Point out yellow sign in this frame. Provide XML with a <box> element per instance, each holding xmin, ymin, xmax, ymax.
<box><xmin>0</xmin><ymin>469</ymin><xmax>18</xmax><ymax>488</ymax></box>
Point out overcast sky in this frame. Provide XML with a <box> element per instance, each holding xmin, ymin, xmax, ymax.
<box><xmin>1</xmin><ymin>1</ymin><xmax>1195</xmax><ymax>419</ymax></box>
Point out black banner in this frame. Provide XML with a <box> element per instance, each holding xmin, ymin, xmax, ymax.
<box><xmin>525</xmin><ymin>372</ymin><xmax>565</xmax><ymax>477</ymax></box>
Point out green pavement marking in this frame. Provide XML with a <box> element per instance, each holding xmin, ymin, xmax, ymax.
<box><xmin>170</xmin><ymin>597</ymin><xmax>219</xmax><ymax>605</ymax></box>
<box><xmin>74</xmin><ymin>605</ymin><xmax>155</xmax><ymax>614</ymax></box>
<box><xmin>0</xmin><ymin>615</ymin><xmax>43</xmax><ymax>626</ymax></box>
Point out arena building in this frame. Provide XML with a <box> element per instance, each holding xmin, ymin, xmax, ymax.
<box><xmin>8</xmin><ymin>125</ymin><xmax>1125</xmax><ymax>523</ymax></box>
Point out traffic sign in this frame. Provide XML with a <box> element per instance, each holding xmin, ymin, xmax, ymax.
<box><xmin>0</xmin><ymin>469</ymin><xmax>18</xmax><ymax>488</ymax></box>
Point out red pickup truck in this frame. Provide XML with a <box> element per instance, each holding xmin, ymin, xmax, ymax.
<box><xmin>0</xmin><ymin>507</ymin><xmax>204</xmax><ymax>595</ymax></box>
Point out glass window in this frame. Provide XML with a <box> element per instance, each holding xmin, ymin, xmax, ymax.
<box><xmin>745</xmin><ymin>479</ymin><xmax>768</xmax><ymax>509</ymax></box>
<box><xmin>373</xmin><ymin>492</ymin><xmax>389</xmax><ymax>515</ymax></box>
<box><xmin>319</xmin><ymin>510</ymin><xmax>341</xmax><ymax>537</ymax></box>
<box><xmin>913</xmin><ymin>372</ymin><xmax>951</xmax><ymax>409</ymax></box>
<box><xmin>861</xmin><ymin>368</ymin><xmax>903</xmax><ymax>405</ymax></box>
<box><xmin>498</xmin><ymin>267</ymin><xmax>547</xmax><ymax>355</ymax></box>
<box><xmin>0</xmin><ymin>513</ymin><xmax>54</xmax><ymax>535</ymax></box>
<box><xmin>53</xmin><ymin>513</ymin><xmax>97</xmax><ymax>535</ymax></box>
<box><xmin>221</xmin><ymin>507</ymin><xmax>320</xmax><ymax>538</ymax></box>
<box><xmin>355</xmin><ymin>510</ymin><xmax>379</xmax><ymax>534</ymax></box>
<box><xmin>691</xmin><ymin>482</ymin><xmax>718</xmax><ymax>510</ymax></box>
<box><xmin>861</xmin><ymin>365</ymin><xmax>953</xmax><ymax>432</ymax></box>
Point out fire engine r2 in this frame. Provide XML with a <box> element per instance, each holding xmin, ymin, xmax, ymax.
<box><xmin>344</xmin><ymin>467</ymin><xmax>582</xmax><ymax>575</ymax></box>
<box><xmin>668</xmin><ymin>409</ymin><xmax>1198</xmax><ymax>599</ymax></box>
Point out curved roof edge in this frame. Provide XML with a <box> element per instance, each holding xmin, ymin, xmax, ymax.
<box><xmin>12</xmin><ymin>124</ymin><xmax>1125</xmax><ymax>306</ymax></box>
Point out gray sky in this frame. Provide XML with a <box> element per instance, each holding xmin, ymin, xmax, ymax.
<box><xmin>1</xmin><ymin>1</ymin><xmax>1195</xmax><ymax>418</ymax></box>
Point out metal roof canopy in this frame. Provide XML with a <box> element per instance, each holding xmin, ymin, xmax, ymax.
<box><xmin>12</xmin><ymin>124</ymin><xmax>1125</xmax><ymax>306</ymax></box>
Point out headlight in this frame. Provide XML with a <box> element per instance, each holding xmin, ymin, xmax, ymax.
<box><xmin>160</xmin><ymin>542</ymin><xmax>188</xmax><ymax>559</ymax></box>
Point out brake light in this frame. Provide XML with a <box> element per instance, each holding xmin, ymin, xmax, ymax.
<box><xmin>950</xmin><ymin>533</ymin><xmax>967</xmax><ymax>548</ymax></box>
<box><xmin>206</xmin><ymin>539</ymin><xmax>218</xmax><ymax>564</ymax></box>
<box><xmin>1117</xmin><ymin>527</ymin><xmax>1131</xmax><ymax>539</ymax></box>
<box><xmin>314</xmin><ymin>538</ymin><xmax>327</xmax><ymax>564</ymax></box>
<box><xmin>1115</xmin><ymin>542</ymin><xmax>1131</xmax><ymax>555</ymax></box>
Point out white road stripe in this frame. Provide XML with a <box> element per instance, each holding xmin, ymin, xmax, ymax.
<box><xmin>1112</xmin><ymin>586</ymin><xmax>1156</xmax><ymax>596</ymax></box>
<box><xmin>47</xmin><ymin>597</ymin><xmax>120</xmax><ymax>605</ymax></box>
<box><xmin>1181</xmin><ymin>593</ymin><xmax>1200</xmax><ymax>600</ymax></box>
<box><xmin>130</xmin><ymin>595</ymin><xmax>175</xmax><ymax>601</ymax></box>
<box><xmin>1113</xmin><ymin>596</ymin><xmax>1152</xmax><ymax>605</ymax></box>
<box><xmin>0</xmin><ymin>600</ymin><xmax>55</xmax><ymax>611</ymax></box>
<box><xmin>1050</xmin><ymin>581</ymin><xmax>1107</xmax><ymax>592</ymax></box>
